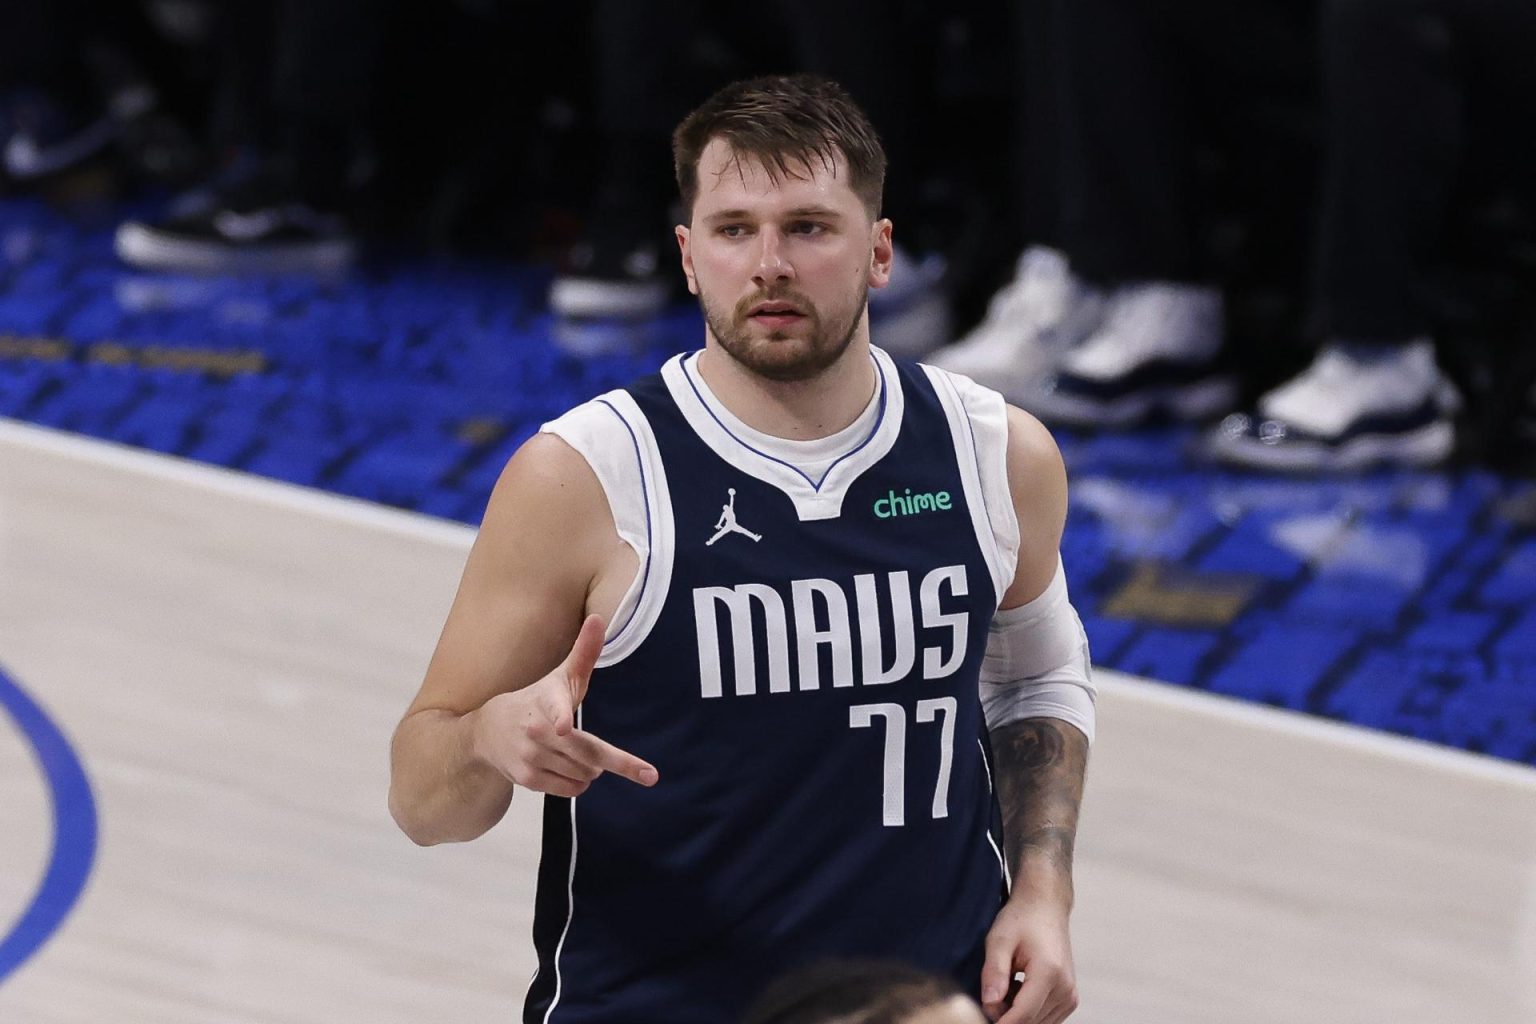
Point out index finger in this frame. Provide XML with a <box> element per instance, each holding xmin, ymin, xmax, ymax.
<box><xmin>567</xmin><ymin>729</ymin><xmax>659</xmax><ymax>787</ymax></box>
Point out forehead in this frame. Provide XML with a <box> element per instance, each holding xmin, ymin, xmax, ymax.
<box><xmin>693</xmin><ymin>137</ymin><xmax>860</xmax><ymax>214</ymax></box>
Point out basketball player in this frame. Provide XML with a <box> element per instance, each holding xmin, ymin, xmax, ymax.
<box><xmin>389</xmin><ymin>75</ymin><xmax>1095</xmax><ymax>1024</ymax></box>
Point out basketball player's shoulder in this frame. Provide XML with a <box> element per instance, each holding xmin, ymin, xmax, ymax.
<box><xmin>480</xmin><ymin>391</ymin><xmax>635</xmax><ymax>546</ymax></box>
<box><xmin>917</xmin><ymin>359</ymin><xmax>1063</xmax><ymax>515</ymax></box>
<box><xmin>1003</xmin><ymin>405</ymin><xmax>1063</xmax><ymax>483</ymax></box>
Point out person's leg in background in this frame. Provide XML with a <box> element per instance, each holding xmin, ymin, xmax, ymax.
<box><xmin>1037</xmin><ymin>0</ymin><xmax>1310</xmax><ymax>428</ymax></box>
<box><xmin>548</xmin><ymin>0</ymin><xmax>700</xmax><ymax>333</ymax></box>
<box><xmin>1030</xmin><ymin>0</ymin><xmax>1229</xmax><ymax>427</ymax></box>
<box><xmin>116</xmin><ymin>0</ymin><xmax>393</xmax><ymax>275</ymax></box>
<box><xmin>1465</xmin><ymin>0</ymin><xmax>1536</xmax><ymax>512</ymax></box>
<box><xmin>1211</xmin><ymin>0</ymin><xmax>1468</xmax><ymax>470</ymax></box>
<box><xmin>776</xmin><ymin>0</ymin><xmax>950</xmax><ymax>357</ymax></box>
<box><xmin>271</xmin><ymin>0</ymin><xmax>389</xmax><ymax>217</ymax></box>
<box><xmin>928</xmin><ymin>0</ymin><xmax>1109</xmax><ymax>397</ymax></box>
<box><xmin>0</xmin><ymin>0</ymin><xmax>202</xmax><ymax>189</ymax></box>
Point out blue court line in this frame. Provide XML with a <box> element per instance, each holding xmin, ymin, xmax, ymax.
<box><xmin>0</xmin><ymin>666</ymin><xmax>98</xmax><ymax>984</ymax></box>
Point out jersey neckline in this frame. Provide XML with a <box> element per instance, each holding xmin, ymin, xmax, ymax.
<box><xmin>660</xmin><ymin>346</ymin><xmax>907</xmax><ymax>521</ymax></box>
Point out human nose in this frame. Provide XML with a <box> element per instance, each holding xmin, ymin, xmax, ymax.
<box><xmin>752</xmin><ymin>227</ymin><xmax>794</xmax><ymax>285</ymax></box>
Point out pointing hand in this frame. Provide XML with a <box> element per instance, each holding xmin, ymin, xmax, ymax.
<box><xmin>472</xmin><ymin>614</ymin><xmax>659</xmax><ymax>797</ymax></box>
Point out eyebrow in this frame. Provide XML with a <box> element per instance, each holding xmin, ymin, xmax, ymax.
<box><xmin>703</xmin><ymin>206</ymin><xmax>845</xmax><ymax>224</ymax></box>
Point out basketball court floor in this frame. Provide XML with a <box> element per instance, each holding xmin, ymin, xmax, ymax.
<box><xmin>4</xmin><ymin>418</ymin><xmax>1534</xmax><ymax>1024</ymax></box>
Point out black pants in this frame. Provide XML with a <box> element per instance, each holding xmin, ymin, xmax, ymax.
<box><xmin>1050</xmin><ymin>0</ymin><xmax>1314</xmax><ymax>285</ymax></box>
<box><xmin>0</xmin><ymin>0</ymin><xmax>190</xmax><ymax>110</ymax></box>
<box><xmin>212</xmin><ymin>0</ymin><xmax>392</xmax><ymax>206</ymax></box>
<box><xmin>1311</xmin><ymin>0</ymin><xmax>1536</xmax><ymax>340</ymax></box>
<box><xmin>588</xmin><ymin>0</ymin><xmax>917</xmax><ymax>226</ymax></box>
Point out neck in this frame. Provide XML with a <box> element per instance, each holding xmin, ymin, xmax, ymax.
<box><xmin>696</xmin><ymin>326</ymin><xmax>878</xmax><ymax>441</ymax></box>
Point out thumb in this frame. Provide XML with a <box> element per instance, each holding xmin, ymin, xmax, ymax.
<box><xmin>564</xmin><ymin>613</ymin><xmax>606</xmax><ymax>708</ymax></box>
<box><xmin>980</xmin><ymin>933</ymin><xmax>1016</xmax><ymax>1010</ymax></box>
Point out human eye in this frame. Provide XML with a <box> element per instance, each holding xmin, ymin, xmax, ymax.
<box><xmin>789</xmin><ymin>220</ymin><xmax>827</xmax><ymax>236</ymax></box>
<box><xmin>717</xmin><ymin>223</ymin><xmax>750</xmax><ymax>238</ymax></box>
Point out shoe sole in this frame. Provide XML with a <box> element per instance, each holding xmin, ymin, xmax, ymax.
<box><xmin>1208</xmin><ymin>420</ymin><xmax>1454</xmax><ymax>472</ymax></box>
<box><xmin>549</xmin><ymin>277</ymin><xmax>668</xmax><ymax>319</ymax></box>
<box><xmin>1027</xmin><ymin>374</ymin><xmax>1237</xmax><ymax>427</ymax></box>
<box><xmin>115</xmin><ymin>224</ymin><xmax>354</xmax><ymax>275</ymax></box>
<box><xmin>551</xmin><ymin>316</ymin><xmax>658</xmax><ymax>357</ymax></box>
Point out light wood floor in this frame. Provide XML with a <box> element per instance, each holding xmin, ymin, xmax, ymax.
<box><xmin>2</xmin><ymin>418</ymin><xmax>1533</xmax><ymax>1024</ymax></box>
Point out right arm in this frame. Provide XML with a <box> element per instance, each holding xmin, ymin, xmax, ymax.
<box><xmin>387</xmin><ymin>433</ymin><xmax>655</xmax><ymax>846</ymax></box>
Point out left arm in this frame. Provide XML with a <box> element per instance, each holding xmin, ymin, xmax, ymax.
<box><xmin>982</xmin><ymin>406</ymin><xmax>1092</xmax><ymax>1024</ymax></box>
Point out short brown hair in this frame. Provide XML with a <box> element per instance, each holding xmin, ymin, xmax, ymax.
<box><xmin>672</xmin><ymin>74</ymin><xmax>887</xmax><ymax>220</ymax></box>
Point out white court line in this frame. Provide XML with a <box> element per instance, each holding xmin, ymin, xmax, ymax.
<box><xmin>0</xmin><ymin>416</ymin><xmax>476</xmax><ymax>547</ymax></box>
<box><xmin>1097</xmin><ymin>671</ymin><xmax>1536</xmax><ymax>791</ymax></box>
<box><xmin>6</xmin><ymin>415</ymin><xmax>1536</xmax><ymax>792</ymax></box>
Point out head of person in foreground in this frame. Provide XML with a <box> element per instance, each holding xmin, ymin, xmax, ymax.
<box><xmin>741</xmin><ymin>959</ymin><xmax>989</xmax><ymax>1024</ymax></box>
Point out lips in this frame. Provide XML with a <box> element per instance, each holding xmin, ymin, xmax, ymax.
<box><xmin>748</xmin><ymin>301</ymin><xmax>805</xmax><ymax>318</ymax></box>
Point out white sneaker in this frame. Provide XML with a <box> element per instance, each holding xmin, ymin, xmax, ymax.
<box><xmin>927</xmin><ymin>246</ymin><xmax>1105</xmax><ymax>399</ymax></box>
<box><xmin>869</xmin><ymin>244</ymin><xmax>951</xmax><ymax>358</ymax></box>
<box><xmin>1032</xmin><ymin>281</ymin><xmax>1234</xmax><ymax>427</ymax></box>
<box><xmin>1208</xmin><ymin>339</ymin><xmax>1457</xmax><ymax>471</ymax></box>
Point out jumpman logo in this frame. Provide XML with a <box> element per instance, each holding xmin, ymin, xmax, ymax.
<box><xmin>706</xmin><ymin>487</ymin><xmax>762</xmax><ymax>546</ymax></box>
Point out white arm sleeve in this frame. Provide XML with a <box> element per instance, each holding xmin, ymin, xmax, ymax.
<box><xmin>980</xmin><ymin>558</ymin><xmax>1096</xmax><ymax>744</ymax></box>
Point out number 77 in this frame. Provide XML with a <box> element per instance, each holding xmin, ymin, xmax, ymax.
<box><xmin>848</xmin><ymin>697</ymin><xmax>958</xmax><ymax>827</ymax></box>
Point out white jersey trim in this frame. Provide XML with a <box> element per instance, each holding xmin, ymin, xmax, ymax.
<box><xmin>540</xmin><ymin>391</ymin><xmax>674</xmax><ymax>666</ymax></box>
<box><xmin>978</xmin><ymin>737</ymin><xmax>1012</xmax><ymax>892</ymax></box>
<box><xmin>920</xmin><ymin>365</ymin><xmax>1020</xmax><ymax>604</ymax></box>
<box><xmin>538</xmin><ymin>723</ymin><xmax>581</xmax><ymax>1024</ymax></box>
<box><xmin>660</xmin><ymin>347</ymin><xmax>907</xmax><ymax>521</ymax></box>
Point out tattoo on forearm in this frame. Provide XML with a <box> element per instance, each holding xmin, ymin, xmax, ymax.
<box><xmin>991</xmin><ymin>718</ymin><xmax>1088</xmax><ymax>887</ymax></box>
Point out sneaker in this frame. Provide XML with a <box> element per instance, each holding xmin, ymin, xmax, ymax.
<box><xmin>869</xmin><ymin>244</ymin><xmax>951</xmax><ymax>359</ymax></box>
<box><xmin>1032</xmin><ymin>281</ymin><xmax>1234</xmax><ymax>427</ymax></box>
<box><xmin>1207</xmin><ymin>339</ymin><xmax>1456</xmax><ymax>471</ymax></box>
<box><xmin>549</xmin><ymin>235</ymin><xmax>669</xmax><ymax>321</ymax></box>
<box><xmin>115</xmin><ymin>176</ymin><xmax>355</xmax><ymax>274</ymax></box>
<box><xmin>1</xmin><ymin>87</ymin><xmax>141</xmax><ymax>181</ymax></box>
<box><xmin>927</xmin><ymin>246</ymin><xmax>1106</xmax><ymax>399</ymax></box>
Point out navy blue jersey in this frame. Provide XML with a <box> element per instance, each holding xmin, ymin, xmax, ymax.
<box><xmin>526</xmin><ymin>349</ymin><xmax>1015</xmax><ymax>1024</ymax></box>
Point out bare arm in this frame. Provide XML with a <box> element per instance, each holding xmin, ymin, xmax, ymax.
<box><xmin>993</xmin><ymin>406</ymin><xmax>1087</xmax><ymax>886</ymax></box>
<box><xmin>981</xmin><ymin>406</ymin><xmax>1088</xmax><ymax>1024</ymax></box>
<box><xmin>387</xmin><ymin>433</ymin><xmax>653</xmax><ymax>846</ymax></box>
<box><xmin>991</xmin><ymin>716</ymin><xmax>1088</xmax><ymax>908</ymax></box>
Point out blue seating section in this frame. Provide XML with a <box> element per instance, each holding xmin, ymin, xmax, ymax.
<box><xmin>1</xmin><ymin>197</ymin><xmax>1532</xmax><ymax>765</ymax></box>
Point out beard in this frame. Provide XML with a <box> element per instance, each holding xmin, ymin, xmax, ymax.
<box><xmin>699</xmin><ymin>281</ymin><xmax>868</xmax><ymax>383</ymax></box>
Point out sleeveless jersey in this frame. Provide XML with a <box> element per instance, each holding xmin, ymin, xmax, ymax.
<box><xmin>526</xmin><ymin>348</ymin><xmax>1020</xmax><ymax>1024</ymax></box>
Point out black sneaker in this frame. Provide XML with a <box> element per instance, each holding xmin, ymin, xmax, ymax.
<box><xmin>115</xmin><ymin>182</ymin><xmax>355</xmax><ymax>275</ymax></box>
<box><xmin>550</xmin><ymin>235</ymin><xmax>669</xmax><ymax>320</ymax></box>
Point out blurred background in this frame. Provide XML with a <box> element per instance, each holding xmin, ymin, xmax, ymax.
<box><xmin>1</xmin><ymin>0</ymin><xmax>1534</xmax><ymax>765</ymax></box>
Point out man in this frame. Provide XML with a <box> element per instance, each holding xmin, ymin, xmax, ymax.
<box><xmin>389</xmin><ymin>75</ymin><xmax>1095</xmax><ymax>1024</ymax></box>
